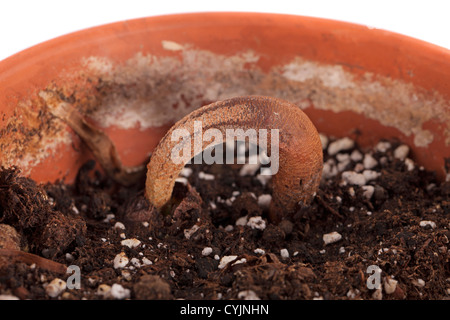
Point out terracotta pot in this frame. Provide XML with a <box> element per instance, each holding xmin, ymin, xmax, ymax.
<box><xmin>0</xmin><ymin>12</ymin><xmax>449</xmax><ymax>183</ymax></box>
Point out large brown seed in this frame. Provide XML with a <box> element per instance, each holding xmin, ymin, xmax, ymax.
<box><xmin>145</xmin><ymin>96</ymin><xmax>323</xmax><ymax>222</ymax></box>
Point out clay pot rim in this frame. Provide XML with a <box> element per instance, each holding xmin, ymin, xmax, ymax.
<box><xmin>1</xmin><ymin>12</ymin><xmax>449</xmax><ymax>105</ymax></box>
<box><xmin>2</xmin><ymin>12</ymin><xmax>449</xmax><ymax>63</ymax></box>
<box><xmin>1</xmin><ymin>12</ymin><xmax>449</xmax><ymax>83</ymax></box>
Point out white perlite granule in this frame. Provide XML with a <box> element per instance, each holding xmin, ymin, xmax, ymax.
<box><xmin>0</xmin><ymin>294</ymin><xmax>19</xmax><ymax>300</ymax></box>
<box><xmin>120</xmin><ymin>238</ymin><xmax>141</xmax><ymax>248</ymax></box>
<box><xmin>198</xmin><ymin>171</ymin><xmax>215</xmax><ymax>180</ymax></box>
<box><xmin>376</xmin><ymin>141</ymin><xmax>391</xmax><ymax>153</ymax></box>
<box><xmin>45</xmin><ymin>278</ymin><xmax>66</xmax><ymax>298</ymax></box>
<box><xmin>327</xmin><ymin>137</ymin><xmax>354</xmax><ymax>155</ymax></box>
<box><xmin>218</xmin><ymin>255</ymin><xmax>238</xmax><ymax>269</ymax></box>
<box><xmin>254</xmin><ymin>248</ymin><xmax>265</xmax><ymax>255</ymax></box>
<box><xmin>412</xmin><ymin>279</ymin><xmax>425</xmax><ymax>287</ymax></box>
<box><xmin>235</xmin><ymin>216</ymin><xmax>248</xmax><ymax>226</ymax></box>
<box><xmin>256</xmin><ymin>168</ymin><xmax>272</xmax><ymax>186</ymax></box>
<box><xmin>280</xmin><ymin>248</ymin><xmax>289</xmax><ymax>259</ymax></box>
<box><xmin>319</xmin><ymin>133</ymin><xmax>329</xmax><ymax>150</ymax></box>
<box><xmin>97</xmin><ymin>284</ymin><xmax>112</xmax><ymax>297</ymax></box>
<box><xmin>175</xmin><ymin>177</ymin><xmax>188</xmax><ymax>185</ymax></box>
<box><xmin>419</xmin><ymin>220</ymin><xmax>436</xmax><ymax>229</ymax></box>
<box><xmin>362</xmin><ymin>185</ymin><xmax>375</xmax><ymax>199</ymax></box>
<box><xmin>239</xmin><ymin>162</ymin><xmax>261</xmax><ymax>176</ymax></box>
<box><xmin>341</xmin><ymin>171</ymin><xmax>366</xmax><ymax>186</ymax></box>
<box><xmin>202</xmin><ymin>247</ymin><xmax>213</xmax><ymax>256</ymax></box>
<box><xmin>109</xmin><ymin>283</ymin><xmax>131</xmax><ymax>300</ymax></box>
<box><xmin>180</xmin><ymin>167</ymin><xmax>193</xmax><ymax>177</ymax></box>
<box><xmin>247</xmin><ymin>216</ymin><xmax>266</xmax><ymax>230</ymax></box>
<box><xmin>323</xmin><ymin>231</ymin><xmax>342</xmax><ymax>245</ymax></box>
<box><xmin>130</xmin><ymin>258</ymin><xmax>141</xmax><ymax>268</ymax></box>
<box><xmin>384</xmin><ymin>277</ymin><xmax>398</xmax><ymax>294</ymax></box>
<box><xmin>363</xmin><ymin>154</ymin><xmax>378</xmax><ymax>169</ymax></box>
<box><xmin>362</xmin><ymin>170</ymin><xmax>380</xmax><ymax>182</ymax></box>
<box><xmin>350</xmin><ymin>150</ymin><xmax>363</xmax><ymax>162</ymax></box>
<box><xmin>231</xmin><ymin>258</ymin><xmax>247</xmax><ymax>267</ymax></box>
<box><xmin>394</xmin><ymin>144</ymin><xmax>409</xmax><ymax>160</ymax></box>
<box><xmin>404</xmin><ymin>158</ymin><xmax>415</xmax><ymax>171</ymax></box>
<box><xmin>237</xmin><ymin>290</ymin><xmax>261</xmax><ymax>300</ymax></box>
<box><xmin>257</xmin><ymin>194</ymin><xmax>272</xmax><ymax>209</ymax></box>
<box><xmin>113</xmin><ymin>252</ymin><xmax>129</xmax><ymax>269</ymax></box>
<box><xmin>114</xmin><ymin>222</ymin><xmax>125</xmax><ymax>230</ymax></box>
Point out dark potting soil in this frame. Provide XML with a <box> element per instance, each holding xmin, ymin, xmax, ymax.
<box><xmin>0</xmin><ymin>136</ymin><xmax>449</xmax><ymax>300</ymax></box>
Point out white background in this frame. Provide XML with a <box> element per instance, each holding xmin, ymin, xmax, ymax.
<box><xmin>0</xmin><ymin>0</ymin><xmax>449</xmax><ymax>62</ymax></box>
